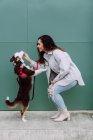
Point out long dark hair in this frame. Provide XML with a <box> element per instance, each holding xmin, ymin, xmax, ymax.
<box><xmin>37</xmin><ymin>35</ymin><xmax>64</xmax><ymax>63</ymax></box>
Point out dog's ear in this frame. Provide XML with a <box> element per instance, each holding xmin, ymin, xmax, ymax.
<box><xmin>10</xmin><ymin>56</ymin><xmax>15</xmax><ymax>62</ymax></box>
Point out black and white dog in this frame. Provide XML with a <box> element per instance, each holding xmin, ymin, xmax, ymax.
<box><xmin>5</xmin><ymin>51</ymin><xmax>46</xmax><ymax>122</ymax></box>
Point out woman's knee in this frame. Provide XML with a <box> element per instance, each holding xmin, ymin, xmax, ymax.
<box><xmin>48</xmin><ymin>85</ymin><xmax>58</xmax><ymax>101</ymax></box>
<box><xmin>48</xmin><ymin>84</ymin><xmax>60</xmax><ymax>96</ymax></box>
<box><xmin>48</xmin><ymin>94</ymin><xmax>56</xmax><ymax>103</ymax></box>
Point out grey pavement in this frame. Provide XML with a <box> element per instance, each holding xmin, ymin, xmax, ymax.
<box><xmin>0</xmin><ymin>111</ymin><xmax>93</xmax><ymax>140</ymax></box>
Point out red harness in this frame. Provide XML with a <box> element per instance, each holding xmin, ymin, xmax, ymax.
<box><xmin>18</xmin><ymin>68</ymin><xmax>27</xmax><ymax>77</ymax></box>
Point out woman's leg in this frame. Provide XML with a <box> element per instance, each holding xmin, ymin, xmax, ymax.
<box><xmin>48</xmin><ymin>81</ymin><xmax>77</xmax><ymax>121</ymax></box>
<box><xmin>49</xmin><ymin>81</ymin><xmax>77</xmax><ymax>110</ymax></box>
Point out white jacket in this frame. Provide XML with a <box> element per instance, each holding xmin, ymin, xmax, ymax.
<box><xmin>30</xmin><ymin>49</ymin><xmax>85</xmax><ymax>86</ymax></box>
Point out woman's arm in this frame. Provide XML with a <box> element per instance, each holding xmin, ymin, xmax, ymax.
<box><xmin>23</xmin><ymin>51</ymin><xmax>46</xmax><ymax>70</ymax></box>
<box><xmin>23</xmin><ymin>52</ymin><xmax>37</xmax><ymax>69</ymax></box>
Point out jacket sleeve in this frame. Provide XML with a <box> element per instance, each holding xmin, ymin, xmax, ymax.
<box><xmin>30</xmin><ymin>60</ymin><xmax>46</xmax><ymax>70</ymax></box>
<box><xmin>53</xmin><ymin>50</ymin><xmax>71</xmax><ymax>82</ymax></box>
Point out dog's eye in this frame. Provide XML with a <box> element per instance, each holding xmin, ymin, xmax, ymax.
<box><xmin>16</xmin><ymin>57</ymin><xmax>20</xmax><ymax>61</ymax></box>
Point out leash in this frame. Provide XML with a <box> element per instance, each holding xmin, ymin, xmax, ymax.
<box><xmin>30</xmin><ymin>76</ymin><xmax>35</xmax><ymax>101</ymax></box>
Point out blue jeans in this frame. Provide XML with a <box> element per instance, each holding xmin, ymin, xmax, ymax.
<box><xmin>49</xmin><ymin>81</ymin><xmax>77</xmax><ymax>109</ymax></box>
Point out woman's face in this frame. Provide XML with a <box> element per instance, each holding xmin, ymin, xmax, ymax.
<box><xmin>37</xmin><ymin>39</ymin><xmax>45</xmax><ymax>52</ymax></box>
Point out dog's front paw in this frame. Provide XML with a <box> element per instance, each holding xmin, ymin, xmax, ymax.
<box><xmin>6</xmin><ymin>96</ymin><xmax>9</xmax><ymax>100</ymax></box>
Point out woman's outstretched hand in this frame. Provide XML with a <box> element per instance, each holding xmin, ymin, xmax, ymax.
<box><xmin>23</xmin><ymin>52</ymin><xmax>32</xmax><ymax>63</ymax></box>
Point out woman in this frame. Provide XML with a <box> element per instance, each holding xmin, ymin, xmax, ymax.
<box><xmin>23</xmin><ymin>35</ymin><xmax>85</xmax><ymax>122</ymax></box>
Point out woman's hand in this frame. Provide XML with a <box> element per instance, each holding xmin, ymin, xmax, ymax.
<box><xmin>23</xmin><ymin>52</ymin><xmax>32</xmax><ymax>63</ymax></box>
<box><xmin>51</xmin><ymin>80</ymin><xmax>57</xmax><ymax>85</ymax></box>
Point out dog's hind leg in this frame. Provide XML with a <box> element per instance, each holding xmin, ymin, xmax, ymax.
<box><xmin>21</xmin><ymin>105</ymin><xmax>28</xmax><ymax>122</ymax></box>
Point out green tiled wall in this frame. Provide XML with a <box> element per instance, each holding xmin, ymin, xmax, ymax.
<box><xmin>0</xmin><ymin>0</ymin><xmax>93</xmax><ymax>110</ymax></box>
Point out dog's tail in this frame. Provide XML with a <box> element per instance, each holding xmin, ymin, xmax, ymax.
<box><xmin>5</xmin><ymin>97</ymin><xmax>18</xmax><ymax>108</ymax></box>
